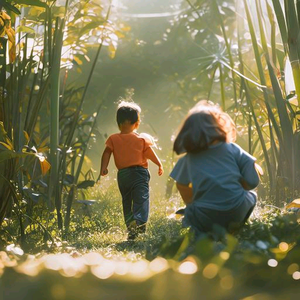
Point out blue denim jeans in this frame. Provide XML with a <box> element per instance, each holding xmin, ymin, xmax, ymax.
<box><xmin>183</xmin><ymin>191</ymin><xmax>257</xmax><ymax>235</ymax></box>
<box><xmin>117</xmin><ymin>166</ymin><xmax>150</xmax><ymax>228</ymax></box>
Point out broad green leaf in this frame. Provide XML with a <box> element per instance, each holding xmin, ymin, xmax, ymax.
<box><xmin>79</xmin><ymin>21</ymin><xmax>105</xmax><ymax>36</ymax></box>
<box><xmin>2</xmin><ymin>2</ymin><xmax>21</xmax><ymax>14</ymax></box>
<box><xmin>16</xmin><ymin>26</ymin><xmax>36</xmax><ymax>34</ymax></box>
<box><xmin>77</xmin><ymin>180</ymin><xmax>95</xmax><ymax>189</ymax></box>
<box><xmin>0</xmin><ymin>150</ymin><xmax>20</xmax><ymax>162</ymax></box>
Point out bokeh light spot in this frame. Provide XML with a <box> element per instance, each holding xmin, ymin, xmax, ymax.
<box><xmin>178</xmin><ymin>261</ymin><xmax>198</xmax><ymax>275</ymax></box>
<box><xmin>83</xmin><ymin>252</ymin><xmax>104</xmax><ymax>266</ymax></box>
<box><xmin>203</xmin><ymin>263</ymin><xmax>219</xmax><ymax>279</ymax></box>
<box><xmin>267</xmin><ymin>259</ymin><xmax>278</xmax><ymax>268</ymax></box>
<box><xmin>292</xmin><ymin>271</ymin><xmax>300</xmax><ymax>280</ymax></box>
<box><xmin>279</xmin><ymin>242</ymin><xmax>289</xmax><ymax>252</ymax></box>
<box><xmin>220</xmin><ymin>275</ymin><xmax>234</xmax><ymax>290</ymax></box>
<box><xmin>149</xmin><ymin>257</ymin><xmax>168</xmax><ymax>273</ymax></box>
<box><xmin>91</xmin><ymin>260</ymin><xmax>115</xmax><ymax>279</ymax></box>
<box><xmin>220</xmin><ymin>252</ymin><xmax>230</xmax><ymax>260</ymax></box>
<box><xmin>287</xmin><ymin>263</ymin><xmax>299</xmax><ymax>275</ymax></box>
<box><xmin>114</xmin><ymin>261</ymin><xmax>129</xmax><ymax>276</ymax></box>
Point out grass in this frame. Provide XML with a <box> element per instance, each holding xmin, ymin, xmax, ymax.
<box><xmin>66</xmin><ymin>180</ymin><xmax>184</xmax><ymax>260</ymax></box>
<box><xmin>1</xmin><ymin>182</ymin><xmax>300</xmax><ymax>300</ymax></box>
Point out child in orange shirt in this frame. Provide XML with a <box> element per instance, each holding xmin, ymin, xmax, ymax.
<box><xmin>100</xmin><ymin>101</ymin><xmax>163</xmax><ymax>240</ymax></box>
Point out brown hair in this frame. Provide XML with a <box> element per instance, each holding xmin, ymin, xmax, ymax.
<box><xmin>173</xmin><ymin>101</ymin><xmax>236</xmax><ymax>154</ymax></box>
<box><xmin>116</xmin><ymin>101</ymin><xmax>141</xmax><ymax>126</ymax></box>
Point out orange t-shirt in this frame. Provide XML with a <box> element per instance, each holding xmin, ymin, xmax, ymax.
<box><xmin>106</xmin><ymin>132</ymin><xmax>151</xmax><ymax>170</ymax></box>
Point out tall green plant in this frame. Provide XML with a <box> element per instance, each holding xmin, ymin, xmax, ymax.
<box><xmin>0</xmin><ymin>0</ymin><xmax>124</xmax><ymax>239</ymax></box>
<box><xmin>181</xmin><ymin>0</ymin><xmax>300</xmax><ymax>202</ymax></box>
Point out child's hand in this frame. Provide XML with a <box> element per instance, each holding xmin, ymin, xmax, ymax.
<box><xmin>158</xmin><ymin>166</ymin><xmax>164</xmax><ymax>176</ymax></box>
<box><xmin>101</xmin><ymin>169</ymin><xmax>108</xmax><ymax>176</ymax></box>
<box><xmin>240</xmin><ymin>178</ymin><xmax>251</xmax><ymax>190</ymax></box>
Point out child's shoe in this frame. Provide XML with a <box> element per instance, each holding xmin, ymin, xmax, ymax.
<box><xmin>127</xmin><ymin>220</ymin><xmax>137</xmax><ymax>241</ymax></box>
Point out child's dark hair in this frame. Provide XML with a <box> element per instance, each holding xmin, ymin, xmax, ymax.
<box><xmin>116</xmin><ymin>101</ymin><xmax>141</xmax><ymax>126</ymax></box>
<box><xmin>173</xmin><ymin>101</ymin><xmax>235</xmax><ymax>154</ymax></box>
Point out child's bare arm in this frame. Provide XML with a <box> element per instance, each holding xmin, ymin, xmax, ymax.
<box><xmin>100</xmin><ymin>146</ymin><xmax>112</xmax><ymax>176</ymax></box>
<box><xmin>176</xmin><ymin>182</ymin><xmax>193</xmax><ymax>205</ymax></box>
<box><xmin>144</xmin><ymin>147</ymin><xmax>163</xmax><ymax>176</ymax></box>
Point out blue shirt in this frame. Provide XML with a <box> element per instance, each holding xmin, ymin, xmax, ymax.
<box><xmin>170</xmin><ymin>142</ymin><xmax>259</xmax><ymax>211</ymax></box>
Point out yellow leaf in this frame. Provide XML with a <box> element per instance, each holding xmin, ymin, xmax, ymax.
<box><xmin>40</xmin><ymin>159</ymin><xmax>51</xmax><ymax>175</ymax></box>
<box><xmin>9</xmin><ymin>43</ymin><xmax>16</xmax><ymax>62</ymax></box>
<box><xmin>6</xmin><ymin>27</ymin><xmax>15</xmax><ymax>44</ymax></box>
<box><xmin>115</xmin><ymin>30</ymin><xmax>125</xmax><ymax>38</ymax></box>
<box><xmin>5</xmin><ymin>137</ymin><xmax>14</xmax><ymax>150</ymax></box>
<box><xmin>0</xmin><ymin>12</ymin><xmax>16</xmax><ymax>63</ymax></box>
<box><xmin>120</xmin><ymin>24</ymin><xmax>131</xmax><ymax>32</ymax></box>
<box><xmin>38</xmin><ymin>137</ymin><xmax>49</xmax><ymax>152</ymax></box>
<box><xmin>73</xmin><ymin>56</ymin><xmax>83</xmax><ymax>65</ymax></box>
<box><xmin>108</xmin><ymin>42</ymin><xmax>116</xmax><ymax>59</ymax></box>
<box><xmin>286</xmin><ymin>199</ymin><xmax>300</xmax><ymax>209</ymax></box>
<box><xmin>0</xmin><ymin>141</ymin><xmax>13</xmax><ymax>150</ymax></box>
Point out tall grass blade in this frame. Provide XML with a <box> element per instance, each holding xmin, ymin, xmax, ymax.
<box><xmin>256</xmin><ymin>0</ymin><xmax>293</xmax><ymax>153</ymax></box>
<box><xmin>271</xmin><ymin>0</ymin><xmax>288</xmax><ymax>53</ymax></box>
<box><xmin>219</xmin><ymin>64</ymin><xmax>226</xmax><ymax>110</ymax></box>
<box><xmin>243</xmin><ymin>0</ymin><xmax>284</xmax><ymax>149</ymax></box>
<box><xmin>236</xmin><ymin>14</ymin><xmax>275</xmax><ymax>189</ymax></box>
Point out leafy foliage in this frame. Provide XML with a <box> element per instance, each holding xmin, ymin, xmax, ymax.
<box><xmin>0</xmin><ymin>0</ymin><xmax>126</xmax><ymax>238</ymax></box>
